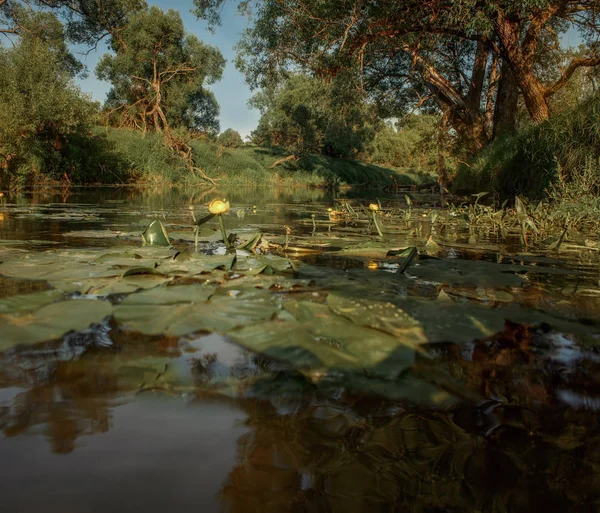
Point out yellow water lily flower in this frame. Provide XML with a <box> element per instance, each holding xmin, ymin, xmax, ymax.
<box><xmin>208</xmin><ymin>199</ymin><xmax>230</xmax><ymax>215</ymax></box>
<box><xmin>368</xmin><ymin>203</ymin><xmax>380</xmax><ymax>212</ymax></box>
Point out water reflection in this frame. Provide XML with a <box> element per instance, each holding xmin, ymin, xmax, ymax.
<box><xmin>1</xmin><ymin>323</ymin><xmax>600</xmax><ymax>512</ymax></box>
<box><xmin>2</xmin><ymin>187</ymin><xmax>600</xmax><ymax>511</ymax></box>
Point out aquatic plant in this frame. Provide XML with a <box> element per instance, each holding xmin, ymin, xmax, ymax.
<box><xmin>141</xmin><ymin>219</ymin><xmax>170</xmax><ymax>246</ymax></box>
<box><xmin>369</xmin><ymin>203</ymin><xmax>384</xmax><ymax>238</ymax></box>
<box><xmin>209</xmin><ymin>199</ymin><xmax>232</xmax><ymax>249</ymax></box>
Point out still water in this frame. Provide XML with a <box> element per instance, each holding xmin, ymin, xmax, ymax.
<box><xmin>1</xmin><ymin>186</ymin><xmax>599</xmax><ymax>513</ymax></box>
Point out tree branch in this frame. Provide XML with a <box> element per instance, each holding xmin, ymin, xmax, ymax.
<box><xmin>545</xmin><ymin>55</ymin><xmax>600</xmax><ymax>97</ymax></box>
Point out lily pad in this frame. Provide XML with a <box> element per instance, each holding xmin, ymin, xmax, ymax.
<box><xmin>141</xmin><ymin>219</ymin><xmax>170</xmax><ymax>246</ymax></box>
<box><xmin>114</xmin><ymin>290</ymin><xmax>278</xmax><ymax>336</ymax></box>
<box><xmin>229</xmin><ymin>301</ymin><xmax>416</xmax><ymax>378</ymax></box>
<box><xmin>406</xmin><ymin>258</ymin><xmax>527</xmax><ymax>287</ymax></box>
<box><xmin>327</xmin><ymin>293</ymin><xmax>427</xmax><ymax>346</ymax></box>
<box><xmin>0</xmin><ymin>299</ymin><xmax>113</xmax><ymax>350</ymax></box>
<box><xmin>0</xmin><ymin>289</ymin><xmax>63</xmax><ymax>314</ymax></box>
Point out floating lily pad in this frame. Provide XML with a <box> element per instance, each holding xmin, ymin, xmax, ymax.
<box><xmin>229</xmin><ymin>301</ymin><xmax>416</xmax><ymax>378</ymax></box>
<box><xmin>333</xmin><ymin>242</ymin><xmax>414</xmax><ymax>259</ymax></box>
<box><xmin>406</xmin><ymin>258</ymin><xmax>527</xmax><ymax>287</ymax></box>
<box><xmin>0</xmin><ymin>289</ymin><xmax>63</xmax><ymax>314</ymax></box>
<box><xmin>327</xmin><ymin>293</ymin><xmax>427</xmax><ymax>346</ymax></box>
<box><xmin>114</xmin><ymin>291</ymin><xmax>278</xmax><ymax>336</ymax></box>
<box><xmin>0</xmin><ymin>299</ymin><xmax>113</xmax><ymax>350</ymax></box>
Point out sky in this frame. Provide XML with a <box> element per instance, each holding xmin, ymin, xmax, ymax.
<box><xmin>74</xmin><ymin>0</ymin><xmax>259</xmax><ymax>139</ymax></box>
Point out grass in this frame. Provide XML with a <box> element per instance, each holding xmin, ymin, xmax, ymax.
<box><xmin>453</xmin><ymin>91</ymin><xmax>600</xmax><ymax>201</ymax></box>
<box><xmin>95</xmin><ymin>127</ymin><xmax>434</xmax><ymax>188</ymax></box>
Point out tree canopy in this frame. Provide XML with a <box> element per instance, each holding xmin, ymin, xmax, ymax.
<box><xmin>195</xmin><ymin>0</ymin><xmax>600</xmax><ymax>151</ymax></box>
<box><xmin>1</xmin><ymin>0</ymin><xmax>146</xmax><ymax>45</ymax></box>
<box><xmin>250</xmin><ymin>73</ymin><xmax>377</xmax><ymax>158</ymax></box>
<box><xmin>97</xmin><ymin>6</ymin><xmax>225</xmax><ymax>135</ymax></box>
<box><xmin>0</xmin><ymin>25</ymin><xmax>97</xmax><ymax>180</ymax></box>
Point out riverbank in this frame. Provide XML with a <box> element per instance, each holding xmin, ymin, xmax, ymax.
<box><xmin>4</xmin><ymin>127</ymin><xmax>435</xmax><ymax>190</ymax></box>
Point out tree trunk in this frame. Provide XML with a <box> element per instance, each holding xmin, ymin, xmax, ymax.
<box><xmin>493</xmin><ymin>60</ymin><xmax>519</xmax><ymax>138</ymax></box>
<box><xmin>514</xmin><ymin>70</ymin><xmax>549</xmax><ymax>122</ymax></box>
<box><xmin>467</xmin><ymin>42</ymin><xmax>489</xmax><ymax>111</ymax></box>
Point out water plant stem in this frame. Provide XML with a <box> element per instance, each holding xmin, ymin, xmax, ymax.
<box><xmin>217</xmin><ymin>214</ymin><xmax>232</xmax><ymax>248</ymax></box>
<box><xmin>372</xmin><ymin>211</ymin><xmax>384</xmax><ymax>238</ymax></box>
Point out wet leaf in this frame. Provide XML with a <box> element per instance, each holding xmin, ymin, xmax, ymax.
<box><xmin>0</xmin><ymin>299</ymin><xmax>112</xmax><ymax>350</ymax></box>
<box><xmin>141</xmin><ymin>219</ymin><xmax>170</xmax><ymax>246</ymax></box>
<box><xmin>327</xmin><ymin>293</ymin><xmax>427</xmax><ymax>346</ymax></box>
<box><xmin>0</xmin><ymin>289</ymin><xmax>63</xmax><ymax>314</ymax></box>
<box><xmin>237</xmin><ymin>232</ymin><xmax>262</xmax><ymax>251</ymax></box>
<box><xmin>114</xmin><ymin>291</ymin><xmax>278</xmax><ymax>336</ymax></box>
<box><xmin>229</xmin><ymin>301</ymin><xmax>416</xmax><ymax>378</ymax></box>
<box><xmin>406</xmin><ymin>258</ymin><xmax>527</xmax><ymax>287</ymax></box>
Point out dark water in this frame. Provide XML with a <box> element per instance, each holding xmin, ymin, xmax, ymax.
<box><xmin>1</xmin><ymin>187</ymin><xmax>600</xmax><ymax>513</ymax></box>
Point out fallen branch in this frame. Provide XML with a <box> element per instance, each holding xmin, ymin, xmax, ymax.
<box><xmin>269</xmin><ymin>154</ymin><xmax>298</xmax><ymax>169</ymax></box>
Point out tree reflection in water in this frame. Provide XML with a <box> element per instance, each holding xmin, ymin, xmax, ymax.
<box><xmin>0</xmin><ymin>322</ymin><xmax>599</xmax><ymax>512</ymax></box>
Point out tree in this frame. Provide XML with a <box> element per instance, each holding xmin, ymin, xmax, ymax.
<box><xmin>195</xmin><ymin>0</ymin><xmax>600</xmax><ymax>151</ymax></box>
<box><xmin>1</xmin><ymin>0</ymin><xmax>146</xmax><ymax>46</ymax></box>
<box><xmin>0</xmin><ymin>27</ymin><xmax>97</xmax><ymax>180</ymax></box>
<box><xmin>366</xmin><ymin>115</ymin><xmax>439</xmax><ymax>171</ymax></box>
<box><xmin>218</xmin><ymin>128</ymin><xmax>244</xmax><ymax>147</ymax></box>
<box><xmin>96</xmin><ymin>6</ymin><xmax>224</xmax><ymax>136</ymax></box>
<box><xmin>250</xmin><ymin>73</ymin><xmax>377</xmax><ymax>158</ymax></box>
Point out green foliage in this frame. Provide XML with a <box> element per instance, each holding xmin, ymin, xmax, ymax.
<box><xmin>0</xmin><ymin>33</ymin><xmax>99</xmax><ymax>185</ymax></box>
<box><xmin>1</xmin><ymin>0</ymin><xmax>146</xmax><ymax>46</ymax></box>
<box><xmin>250</xmin><ymin>74</ymin><xmax>377</xmax><ymax>158</ymax></box>
<box><xmin>98</xmin><ymin>127</ymin><xmax>418</xmax><ymax>187</ymax></box>
<box><xmin>453</xmin><ymin>91</ymin><xmax>600</xmax><ymax>201</ymax></box>
<box><xmin>96</xmin><ymin>5</ymin><xmax>224</xmax><ymax>134</ymax></box>
<box><xmin>365</xmin><ymin>115</ymin><xmax>440</xmax><ymax>173</ymax></box>
<box><xmin>217</xmin><ymin>128</ymin><xmax>244</xmax><ymax>148</ymax></box>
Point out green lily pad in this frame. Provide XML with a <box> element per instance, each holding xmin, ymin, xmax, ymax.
<box><xmin>118</xmin><ymin>284</ymin><xmax>216</xmax><ymax>305</ymax></box>
<box><xmin>114</xmin><ymin>290</ymin><xmax>278</xmax><ymax>336</ymax></box>
<box><xmin>229</xmin><ymin>301</ymin><xmax>416</xmax><ymax>378</ymax></box>
<box><xmin>234</xmin><ymin>254</ymin><xmax>293</xmax><ymax>276</ymax></box>
<box><xmin>0</xmin><ymin>299</ymin><xmax>113</xmax><ymax>350</ymax></box>
<box><xmin>141</xmin><ymin>219</ymin><xmax>171</xmax><ymax>246</ymax></box>
<box><xmin>0</xmin><ymin>289</ymin><xmax>63</xmax><ymax>314</ymax></box>
<box><xmin>327</xmin><ymin>293</ymin><xmax>427</xmax><ymax>346</ymax></box>
<box><xmin>237</xmin><ymin>232</ymin><xmax>262</xmax><ymax>251</ymax></box>
<box><xmin>406</xmin><ymin>258</ymin><xmax>527</xmax><ymax>287</ymax></box>
<box><xmin>333</xmin><ymin>242</ymin><xmax>414</xmax><ymax>259</ymax></box>
<box><xmin>158</xmin><ymin>253</ymin><xmax>237</xmax><ymax>275</ymax></box>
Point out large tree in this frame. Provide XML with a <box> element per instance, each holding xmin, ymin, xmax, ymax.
<box><xmin>1</xmin><ymin>0</ymin><xmax>145</xmax><ymax>46</ymax></box>
<box><xmin>195</xmin><ymin>0</ymin><xmax>600</xmax><ymax>151</ymax></box>
<box><xmin>250</xmin><ymin>73</ymin><xmax>377</xmax><ymax>158</ymax></box>
<box><xmin>0</xmin><ymin>17</ymin><xmax>97</xmax><ymax>180</ymax></box>
<box><xmin>96</xmin><ymin>6</ymin><xmax>224</xmax><ymax>135</ymax></box>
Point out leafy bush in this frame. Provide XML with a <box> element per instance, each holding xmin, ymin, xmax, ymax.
<box><xmin>217</xmin><ymin>129</ymin><xmax>244</xmax><ymax>148</ymax></box>
<box><xmin>454</xmin><ymin>92</ymin><xmax>600</xmax><ymax>200</ymax></box>
<box><xmin>0</xmin><ymin>35</ymin><xmax>98</xmax><ymax>185</ymax></box>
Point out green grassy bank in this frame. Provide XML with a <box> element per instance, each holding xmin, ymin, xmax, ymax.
<box><xmin>102</xmin><ymin>128</ymin><xmax>432</xmax><ymax>188</ymax></box>
<box><xmin>453</xmin><ymin>92</ymin><xmax>600</xmax><ymax>205</ymax></box>
<box><xmin>18</xmin><ymin>127</ymin><xmax>432</xmax><ymax>189</ymax></box>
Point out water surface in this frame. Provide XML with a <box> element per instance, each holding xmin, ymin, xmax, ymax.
<box><xmin>1</xmin><ymin>186</ymin><xmax>599</xmax><ymax>513</ymax></box>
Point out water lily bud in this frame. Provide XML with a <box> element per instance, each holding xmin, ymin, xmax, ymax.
<box><xmin>369</xmin><ymin>203</ymin><xmax>380</xmax><ymax>212</ymax></box>
<box><xmin>188</xmin><ymin>205</ymin><xmax>194</xmax><ymax>211</ymax></box>
<box><xmin>208</xmin><ymin>199</ymin><xmax>230</xmax><ymax>215</ymax></box>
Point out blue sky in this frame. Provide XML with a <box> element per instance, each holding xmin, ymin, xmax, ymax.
<box><xmin>74</xmin><ymin>0</ymin><xmax>259</xmax><ymax>138</ymax></box>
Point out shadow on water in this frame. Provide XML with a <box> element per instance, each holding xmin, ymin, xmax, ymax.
<box><xmin>1</xmin><ymin>187</ymin><xmax>600</xmax><ymax>512</ymax></box>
